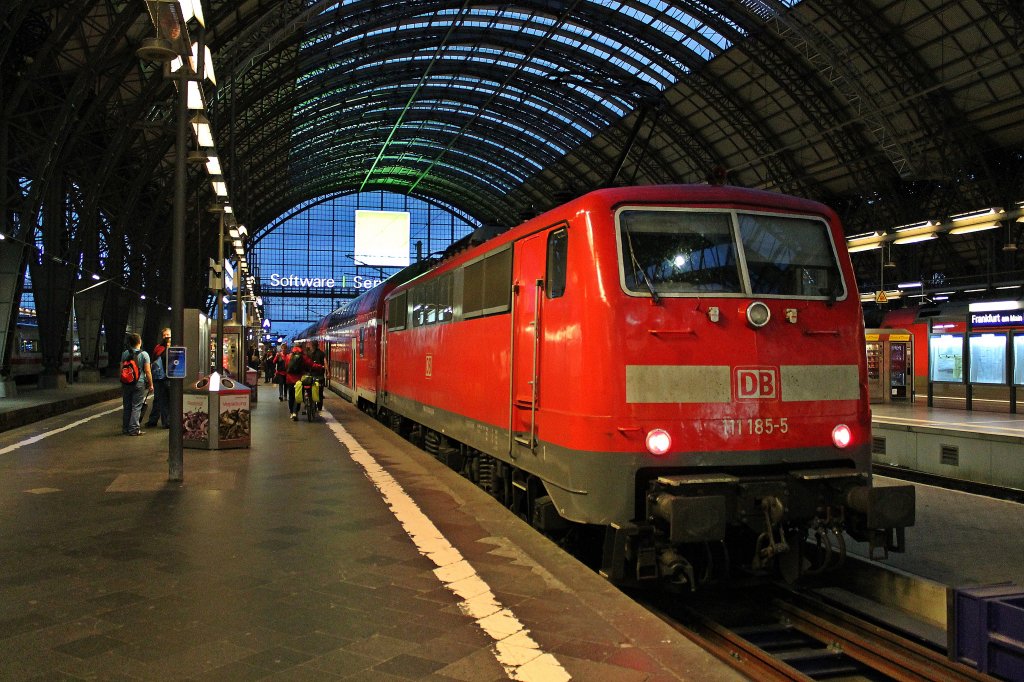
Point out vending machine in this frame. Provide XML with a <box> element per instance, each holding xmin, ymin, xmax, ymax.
<box><xmin>866</xmin><ymin>338</ymin><xmax>885</xmax><ymax>403</ymax></box>
<box><xmin>889</xmin><ymin>339</ymin><xmax>909</xmax><ymax>400</ymax></box>
<box><xmin>865</xmin><ymin>329</ymin><xmax>914</xmax><ymax>403</ymax></box>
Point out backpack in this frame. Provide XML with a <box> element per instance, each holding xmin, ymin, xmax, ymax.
<box><xmin>151</xmin><ymin>348</ymin><xmax>165</xmax><ymax>380</ymax></box>
<box><xmin>120</xmin><ymin>349</ymin><xmax>141</xmax><ymax>384</ymax></box>
<box><xmin>287</xmin><ymin>352</ymin><xmax>304</xmax><ymax>375</ymax></box>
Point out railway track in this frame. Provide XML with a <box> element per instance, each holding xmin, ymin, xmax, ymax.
<box><xmin>647</xmin><ymin>587</ymin><xmax>990</xmax><ymax>681</ymax></box>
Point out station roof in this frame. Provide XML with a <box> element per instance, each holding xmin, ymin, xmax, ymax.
<box><xmin>3</xmin><ymin>0</ymin><xmax>1023</xmax><ymax>296</ymax></box>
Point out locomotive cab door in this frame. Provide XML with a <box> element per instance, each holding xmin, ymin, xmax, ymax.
<box><xmin>511</xmin><ymin>233</ymin><xmax>547</xmax><ymax>451</ymax></box>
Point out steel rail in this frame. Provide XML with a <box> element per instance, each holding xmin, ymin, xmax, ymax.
<box><xmin>775</xmin><ymin>596</ymin><xmax>990</xmax><ymax>682</ymax></box>
<box><xmin>647</xmin><ymin>603</ymin><xmax>814</xmax><ymax>682</ymax></box>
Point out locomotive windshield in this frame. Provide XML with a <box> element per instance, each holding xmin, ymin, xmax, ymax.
<box><xmin>619</xmin><ymin>210</ymin><xmax>741</xmax><ymax>294</ymax></box>
<box><xmin>617</xmin><ymin>208</ymin><xmax>844</xmax><ymax>299</ymax></box>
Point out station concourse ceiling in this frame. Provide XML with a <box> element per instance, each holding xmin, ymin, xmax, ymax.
<box><xmin>2</xmin><ymin>0</ymin><xmax>1023</xmax><ymax>305</ymax></box>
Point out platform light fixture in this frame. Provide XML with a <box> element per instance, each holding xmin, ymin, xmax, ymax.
<box><xmin>970</xmin><ymin>300</ymin><xmax>1023</xmax><ymax>312</ymax></box>
<box><xmin>950</xmin><ymin>207</ymin><xmax>1005</xmax><ymax>226</ymax></box>
<box><xmin>137</xmin><ymin>0</ymin><xmax>186</xmax><ymax>63</ymax></box>
<box><xmin>846</xmin><ymin>231</ymin><xmax>884</xmax><ymax>253</ymax></box>
<box><xmin>897</xmin><ymin>281</ymin><xmax>922</xmax><ymax>289</ymax></box>
<box><xmin>186</xmin><ymin>79</ymin><xmax>204</xmax><ymax>109</ymax></box>
<box><xmin>190</xmin><ymin>112</ymin><xmax>213</xmax><ymax>147</ymax></box>
<box><xmin>949</xmin><ymin>222</ymin><xmax>1001</xmax><ymax>235</ymax></box>
<box><xmin>177</xmin><ymin>0</ymin><xmax>205</xmax><ymax>27</ymax></box>
<box><xmin>188</xmin><ymin>41</ymin><xmax>216</xmax><ymax>85</ymax></box>
<box><xmin>892</xmin><ymin>232</ymin><xmax>938</xmax><ymax>245</ymax></box>
<box><xmin>205</xmin><ymin>155</ymin><xmax>221</xmax><ymax>176</ymax></box>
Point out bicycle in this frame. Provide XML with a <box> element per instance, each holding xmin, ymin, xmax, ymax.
<box><xmin>300</xmin><ymin>375</ymin><xmax>320</xmax><ymax>422</ymax></box>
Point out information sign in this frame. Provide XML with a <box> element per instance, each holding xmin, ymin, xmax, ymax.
<box><xmin>167</xmin><ymin>346</ymin><xmax>187</xmax><ymax>379</ymax></box>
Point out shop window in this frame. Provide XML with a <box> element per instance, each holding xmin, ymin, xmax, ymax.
<box><xmin>968</xmin><ymin>332</ymin><xmax>1007</xmax><ymax>384</ymax></box>
<box><xmin>929</xmin><ymin>334</ymin><xmax>963</xmax><ymax>383</ymax></box>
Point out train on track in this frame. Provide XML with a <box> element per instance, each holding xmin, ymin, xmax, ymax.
<box><xmin>9</xmin><ymin>322</ymin><xmax>108</xmax><ymax>380</ymax></box>
<box><xmin>298</xmin><ymin>184</ymin><xmax>916</xmax><ymax>589</ymax></box>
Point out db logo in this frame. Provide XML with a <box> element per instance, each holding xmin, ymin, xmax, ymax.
<box><xmin>735</xmin><ymin>367</ymin><xmax>778</xmax><ymax>400</ymax></box>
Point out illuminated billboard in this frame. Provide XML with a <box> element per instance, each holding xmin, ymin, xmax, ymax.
<box><xmin>354</xmin><ymin>210</ymin><xmax>410</xmax><ymax>267</ymax></box>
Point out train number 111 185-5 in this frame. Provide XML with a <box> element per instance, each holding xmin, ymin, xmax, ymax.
<box><xmin>722</xmin><ymin>417</ymin><xmax>789</xmax><ymax>438</ymax></box>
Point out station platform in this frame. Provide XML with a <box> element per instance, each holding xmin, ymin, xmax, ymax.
<box><xmin>0</xmin><ymin>383</ymin><xmax>742</xmax><ymax>681</ymax></box>
<box><xmin>871</xmin><ymin>402</ymin><xmax>1024</xmax><ymax>491</ymax></box>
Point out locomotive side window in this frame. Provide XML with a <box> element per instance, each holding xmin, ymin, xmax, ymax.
<box><xmin>738</xmin><ymin>214</ymin><xmax>844</xmax><ymax>299</ymax></box>
<box><xmin>546</xmin><ymin>229</ymin><xmax>568</xmax><ymax>299</ymax></box>
<box><xmin>387</xmin><ymin>292</ymin><xmax>408</xmax><ymax>331</ymax></box>
<box><xmin>463</xmin><ymin>247</ymin><xmax>513</xmax><ymax>318</ymax></box>
<box><xmin>411</xmin><ymin>273</ymin><xmax>454</xmax><ymax>327</ymax></box>
<box><xmin>618</xmin><ymin>210</ymin><xmax>740</xmax><ymax>294</ymax></box>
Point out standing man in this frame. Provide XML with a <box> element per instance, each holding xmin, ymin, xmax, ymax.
<box><xmin>121</xmin><ymin>332</ymin><xmax>153</xmax><ymax>436</ymax></box>
<box><xmin>308</xmin><ymin>340</ymin><xmax>327</xmax><ymax>411</ymax></box>
<box><xmin>146</xmin><ymin>327</ymin><xmax>171</xmax><ymax>429</ymax></box>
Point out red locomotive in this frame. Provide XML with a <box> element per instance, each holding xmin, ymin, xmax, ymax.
<box><xmin>303</xmin><ymin>184</ymin><xmax>916</xmax><ymax>588</ymax></box>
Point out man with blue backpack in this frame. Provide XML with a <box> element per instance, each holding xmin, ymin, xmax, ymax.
<box><xmin>145</xmin><ymin>327</ymin><xmax>171</xmax><ymax>429</ymax></box>
<box><xmin>120</xmin><ymin>332</ymin><xmax>153</xmax><ymax>436</ymax></box>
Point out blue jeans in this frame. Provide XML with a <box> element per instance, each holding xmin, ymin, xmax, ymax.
<box><xmin>122</xmin><ymin>383</ymin><xmax>147</xmax><ymax>434</ymax></box>
<box><xmin>146</xmin><ymin>379</ymin><xmax>169</xmax><ymax>426</ymax></box>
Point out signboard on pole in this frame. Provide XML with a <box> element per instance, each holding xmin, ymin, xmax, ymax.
<box><xmin>167</xmin><ymin>346</ymin><xmax>187</xmax><ymax>379</ymax></box>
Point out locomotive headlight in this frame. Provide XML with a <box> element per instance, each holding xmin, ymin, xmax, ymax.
<box><xmin>746</xmin><ymin>301</ymin><xmax>771</xmax><ymax>328</ymax></box>
<box><xmin>832</xmin><ymin>424</ymin><xmax>853</xmax><ymax>449</ymax></box>
<box><xmin>645</xmin><ymin>429</ymin><xmax>672</xmax><ymax>456</ymax></box>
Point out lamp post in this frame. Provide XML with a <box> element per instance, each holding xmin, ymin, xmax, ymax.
<box><xmin>168</xmin><ymin>45</ymin><xmax>187</xmax><ymax>482</ymax></box>
<box><xmin>137</xmin><ymin>0</ymin><xmax>187</xmax><ymax>481</ymax></box>
<box><xmin>215</xmin><ymin>210</ymin><xmax>225</xmax><ymax>373</ymax></box>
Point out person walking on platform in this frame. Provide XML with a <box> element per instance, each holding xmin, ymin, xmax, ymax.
<box><xmin>262</xmin><ymin>347</ymin><xmax>275</xmax><ymax>383</ymax></box>
<box><xmin>307</xmin><ymin>340</ymin><xmax>327</xmax><ymax>411</ymax></box>
<box><xmin>145</xmin><ymin>327</ymin><xmax>171</xmax><ymax>429</ymax></box>
<box><xmin>285</xmin><ymin>344</ymin><xmax>324</xmax><ymax>420</ymax></box>
<box><xmin>273</xmin><ymin>343</ymin><xmax>289</xmax><ymax>401</ymax></box>
<box><xmin>120</xmin><ymin>332</ymin><xmax>153</xmax><ymax>436</ymax></box>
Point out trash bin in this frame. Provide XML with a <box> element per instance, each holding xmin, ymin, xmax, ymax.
<box><xmin>182</xmin><ymin>373</ymin><xmax>251</xmax><ymax>450</ymax></box>
<box><xmin>245</xmin><ymin>366</ymin><xmax>259</xmax><ymax>406</ymax></box>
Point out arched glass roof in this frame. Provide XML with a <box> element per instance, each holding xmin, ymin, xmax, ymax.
<box><xmin>219</xmin><ymin>0</ymin><xmax>803</xmax><ymax>229</ymax></box>
<box><xmin>5</xmin><ymin>0</ymin><xmax>1021</xmax><ymax>323</ymax></box>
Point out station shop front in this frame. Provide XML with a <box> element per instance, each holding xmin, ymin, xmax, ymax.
<box><xmin>873</xmin><ymin>301</ymin><xmax>1024</xmax><ymax>413</ymax></box>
